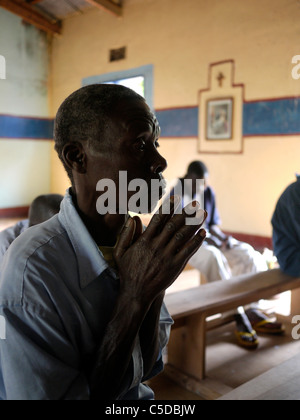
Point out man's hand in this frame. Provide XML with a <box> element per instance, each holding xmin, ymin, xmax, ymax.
<box><xmin>114</xmin><ymin>197</ymin><xmax>207</xmax><ymax>307</ymax></box>
<box><xmin>90</xmin><ymin>198</ymin><xmax>206</xmax><ymax>399</ymax></box>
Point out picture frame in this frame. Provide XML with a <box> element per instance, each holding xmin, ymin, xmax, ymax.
<box><xmin>206</xmin><ymin>98</ymin><xmax>233</xmax><ymax>140</ymax></box>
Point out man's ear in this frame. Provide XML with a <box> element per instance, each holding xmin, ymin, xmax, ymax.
<box><xmin>62</xmin><ymin>142</ymin><xmax>87</xmax><ymax>175</ymax></box>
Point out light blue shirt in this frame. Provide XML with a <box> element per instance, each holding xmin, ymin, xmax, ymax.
<box><xmin>272</xmin><ymin>175</ymin><xmax>300</xmax><ymax>277</ymax></box>
<box><xmin>0</xmin><ymin>190</ymin><xmax>173</xmax><ymax>400</ymax></box>
<box><xmin>0</xmin><ymin>219</ymin><xmax>29</xmax><ymax>266</ymax></box>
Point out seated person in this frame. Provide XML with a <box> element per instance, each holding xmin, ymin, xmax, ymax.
<box><xmin>0</xmin><ymin>194</ymin><xmax>63</xmax><ymax>265</ymax></box>
<box><xmin>173</xmin><ymin>161</ymin><xmax>283</xmax><ymax>348</ymax></box>
<box><xmin>173</xmin><ymin>161</ymin><xmax>268</xmax><ymax>281</ymax></box>
<box><xmin>0</xmin><ymin>84</ymin><xmax>206</xmax><ymax>400</ymax></box>
<box><xmin>272</xmin><ymin>174</ymin><xmax>300</xmax><ymax>277</ymax></box>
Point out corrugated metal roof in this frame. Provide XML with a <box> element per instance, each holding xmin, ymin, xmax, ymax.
<box><xmin>0</xmin><ymin>0</ymin><xmax>123</xmax><ymax>34</ymax></box>
<box><xmin>34</xmin><ymin>0</ymin><xmax>93</xmax><ymax>20</ymax></box>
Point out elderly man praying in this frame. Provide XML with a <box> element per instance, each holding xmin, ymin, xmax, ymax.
<box><xmin>0</xmin><ymin>84</ymin><xmax>206</xmax><ymax>400</ymax></box>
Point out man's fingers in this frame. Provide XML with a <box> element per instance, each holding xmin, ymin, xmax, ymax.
<box><xmin>175</xmin><ymin>228</ymin><xmax>207</xmax><ymax>264</ymax></box>
<box><xmin>154</xmin><ymin>203</ymin><xmax>206</xmax><ymax>249</ymax></box>
<box><xmin>144</xmin><ymin>195</ymin><xmax>181</xmax><ymax>238</ymax></box>
<box><xmin>132</xmin><ymin>216</ymin><xmax>143</xmax><ymax>243</ymax></box>
<box><xmin>114</xmin><ymin>218</ymin><xmax>136</xmax><ymax>261</ymax></box>
<box><xmin>165</xmin><ymin>209</ymin><xmax>207</xmax><ymax>254</ymax></box>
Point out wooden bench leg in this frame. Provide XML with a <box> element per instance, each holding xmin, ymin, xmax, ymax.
<box><xmin>185</xmin><ymin>313</ymin><xmax>207</xmax><ymax>381</ymax></box>
<box><xmin>291</xmin><ymin>288</ymin><xmax>300</xmax><ymax>315</ymax></box>
<box><xmin>167</xmin><ymin>313</ymin><xmax>207</xmax><ymax>381</ymax></box>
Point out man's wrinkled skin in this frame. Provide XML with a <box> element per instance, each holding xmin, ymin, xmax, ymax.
<box><xmin>62</xmin><ymin>95</ymin><xmax>207</xmax><ymax>399</ymax></box>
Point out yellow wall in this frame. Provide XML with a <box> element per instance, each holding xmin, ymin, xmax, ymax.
<box><xmin>0</xmin><ymin>9</ymin><xmax>51</xmax><ymax>209</ymax></box>
<box><xmin>50</xmin><ymin>0</ymin><xmax>300</xmax><ymax>237</ymax></box>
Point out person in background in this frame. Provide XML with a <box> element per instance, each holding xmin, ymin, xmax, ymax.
<box><xmin>0</xmin><ymin>85</ymin><xmax>206</xmax><ymax>400</ymax></box>
<box><xmin>0</xmin><ymin>194</ymin><xmax>63</xmax><ymax>265</ymax></box>
<box><xmin>28</xmin><ymin>194</ymin><xmax>64</xmax><ymax>228</ymax></box>
<box><xmin>272</xmin><ymin>174</ymin><xmax>300</xmax><ymax>277</ymax></box>
<box><xmin>172</xmin><ymin>161</ymin><xmax>284</xmax><ymax>348</ymax></box>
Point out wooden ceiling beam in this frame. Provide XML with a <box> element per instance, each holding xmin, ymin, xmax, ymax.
<box><xmin>0</xmin><ymin>0</ymin><xmax>62</xmax><ymax>35</ymax></box>
<box><xmin>85</xmin><ymin>0</ymin><xmax>122</xmax><ymax>17</ymax></box>
<box><xmin>26</xmin><ymin>0</ymin><xmax>43</xmax><ymax>4</ymax></box>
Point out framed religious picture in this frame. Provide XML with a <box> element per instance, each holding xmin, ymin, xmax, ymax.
<box><xmin>206</xmin><ymin>98</ymin><xmax>233</xmax><ymax>140</ymax></box>
<box><xmin>199</xmin><ymin>60</ymin><xmax>244</xmax><ymax>154</ymax></box>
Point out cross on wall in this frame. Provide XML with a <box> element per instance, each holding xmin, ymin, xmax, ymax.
<box><xmin>217</xmin><ymin>72</ymin><xmax>225</xmax><ymax>87</ymax></box>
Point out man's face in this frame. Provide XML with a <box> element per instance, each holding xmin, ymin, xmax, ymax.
<box><xmin>84</xmin><ymin>98</ymin><xmax>168</xmax><ymax>214</ymax></box>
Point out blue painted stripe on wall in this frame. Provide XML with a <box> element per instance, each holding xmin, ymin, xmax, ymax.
<box><xmin>243</xmin><ymin>99</ymin><xmax>300</xmax><ymax>136</ymax></box>
<box><xmin>156</xmin><ymin>98</ymin><xmax>300</xmax><ymax>138</ymax></box>
<box><xmin>0</xmin><ymin>98</ymin><xmax>299</xmax><ymax>140</ymax></box>
<box><xmin>0</xmin><ymin>115</ymin><xmax>54</xmax><ymax>139</ymax></box>
<box><xmin>155</xmin><ymin>107</ymin><xmax>198</xmax><ymax>137</ymax></box>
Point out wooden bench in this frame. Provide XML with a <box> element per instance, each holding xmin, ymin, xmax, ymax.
<box><xmin>164</xmin><ymin>269</ymin><xmax>300</xmax><ymax>395</ymax></box>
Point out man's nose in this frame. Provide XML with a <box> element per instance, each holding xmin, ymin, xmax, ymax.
<box><xmin>151</xmin><ymin>153</ymin><xmax>168</xmax><ymax>175</ymax></box>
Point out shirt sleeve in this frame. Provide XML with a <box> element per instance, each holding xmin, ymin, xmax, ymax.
<box><xmin>158</xmin><ymin>302</ymin><xmax>174</xmax><ymax>349</ymax></box>
<box><xmin>142</xmin><ymin>302</ymin><xmax>174</xmax><ymax>383</ymax></box>
<box><xmin>0</xmin><ymin>305</ymin><xmax>90</xmax><ymax>400</ymax></box>
<box><xmin>272</xmin><ymin>183</ymin><xmax>300</xmax><ymax>278</ymax></box>
<box><xmin>0</xmin><ymin>248</ymin><xmax>92</xmax><ymax>400</ymax></box>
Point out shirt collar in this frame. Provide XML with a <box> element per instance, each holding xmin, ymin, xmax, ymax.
<box><xmin>58</xmin><ymin>189</ymin><xmax>110</xmax><ymax>289</ymax></box>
